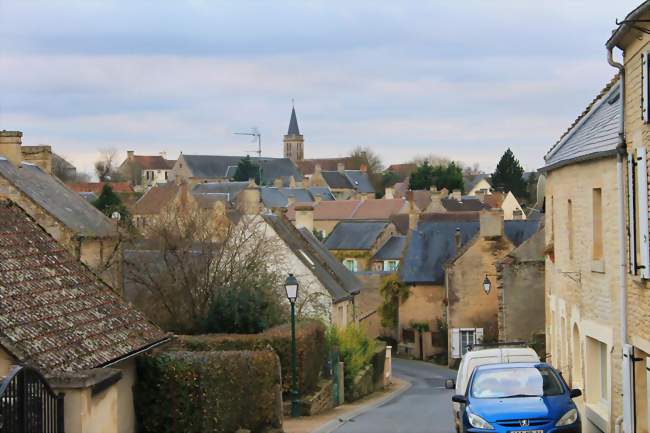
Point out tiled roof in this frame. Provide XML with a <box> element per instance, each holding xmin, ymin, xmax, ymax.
<box><xmin>373</xmin><ymin>235</ymin><xmax>407</xmax><ymax>261</ymax></box>
<box><xmin>0</xmin><ymin>200</ymin><xmax>167</xmax><ymax>373</ymax></box>
<box><xmin>262</xmin><ymin>214</ymin><xmax>360</xmax><ymax>302</ymax></box>
<box><xmin>287</xmin><ymin>198</ymin><xmax>406</xmax><ymax>221</ymax></box>
<box><xmin>132</xmin><ymin>155</ymin><xmax>174</xmax><ymax>170</ymax></box>
<box><xmin>132</xmin><ymin>183</ymin><xmax>180</xmax><ymax>215</ymax></box>
<box><xmin>352</xmin><ymin>198</ymin><xmax>406</xmax><ymax>219</ymax></box>
<box><xmin>385</xmin><ymin>163</ymin><xmax>417</xmax><ymax>181</ymax></box>
<box><xmin>180</xmin><ymin>155</ymin><xmax>303</xmax><ymax>185</ymax></box>
<box><xmin>287</xmin><ymin>200</ymin><xmax>361</xmax><ymax>221</ymax></box>
<box><xmin>324</xmin><ymin>220</ymin><xmax>389</xmax><ymax>250</ymax></box>
<box><xmin>66</xmin><ymin>182</ymin><xmax>134</xmax><ymax>194</ymax></box>
<box><xmin>321</xmin><ymin>171</ymin><xmax>353</xmax><ymax>189</ymax></box>
<box><xmin>296</xmin><ymin>157</ymin><xmax>355</xmax><ymax>175</ymax></box>
<box><xmin>441</xmin><ymin>197</ymin><xmax>490</xmax><ymax>212</ymax></box>
<box><xmin>0</xmin><ymin>160</ymin><xmax>116</xmax><ymax>238</ymax></box>
<box><xmin>400</xmin><ymin>219</ymin><xmax>541</xmax><ymax>284</ymax></box>
<box><xmin>391</xmin><ymin>211</ymin><xmax>481</xmax><ymax>235</ymax></box>
<box><xmin>543</xmin><ymin>76</ymin><xmax>621</xmax><ymax>172</ymax></box>
<box><xmin>343</xmin><ymin>170</ymin><xmax>375</xmax><ymax>194</ymax></box>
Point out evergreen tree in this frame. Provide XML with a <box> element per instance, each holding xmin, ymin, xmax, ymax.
<box><xmin>233</xmin><ymin>155</ymin><xmax>261</xmax><ymax>184</ymax></box>
<box><xmin>491</xmin><ymin>148</ymin><xmax>527</xmax><ymax>198</ymax></box>
<box><xmin>409</xmin><ymin>161</ymin><xmax>436</xmax><ymax>190</ymax></box>
<box><xmin>93</xmin><ymin>184</ymin><xmax>130</xmax><ymax>223</ymax></box>
<box><xmin>409</xmin><ymin>161</ymin><xmax>464</xmax><ymax>192</ymax></box>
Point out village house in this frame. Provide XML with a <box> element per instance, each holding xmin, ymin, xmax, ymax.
<box><xmin>0</xmin><ymin>131</ymin><xmax>123</xmax><ymax>291</ymax></box>
<box><xmin>0</xmin><ymin>198</ymin><xmax>168</xmax><ymax>433</ymax></box>
<box><xmin>119</xmin><ymin>151</ymin><xmax>175</xmax><ymax>191</ymax></box>
<box><xmin>445</xmin><ymin>210</ymin><xmax>541</xmax><ymax>366</ymax></box>
<box><xmin>482</xmin><ymin>191</ymin><xmax>527</xmax><ymax>220</ymax></box>
<box><xmin>307</xmin><ymin>163</ymin><xmax>375</xmax><ymax>199</ymax></box>
<box><xmin>542</xmin><ymin>75</ymin><xmax>622</xmax><ymax>433</ymax></box>
<box><xmin>463</xmin><ymin>173</ymin><xmax>492</xmax><ymax>196</ymax></box>
<box><xmin>324</xmin><ymin>220</ymin><xmax>398</xmax><ymax>272</ymax></box>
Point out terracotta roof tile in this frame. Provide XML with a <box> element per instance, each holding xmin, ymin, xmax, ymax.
<box><xmin>66</xmin><ymin>182</ymin><xmax>134</xmax><ymax>194</ymax></box>
<box><xmin>296</xmin><ymin>157</ymin><xmax>355</xmax><ymax>174</ymax></box>
<box><xmin>132</xmin><ymin>155</ymin><xmax>175</xmax><ymax>170</ymax></box>
<box><xmin>132</xmin><ymin>183</ymin><xmax>179</xmax><ymax>215</ymax></box>
<box><xmin>0</xmin><ymin>200</ymin><xmax>167</xmax><ymax>373</ymax></box>
<box><xmin>287</xmin><ymin>198</ymin><xmax>406</xmax><ymax>221</ymax></box>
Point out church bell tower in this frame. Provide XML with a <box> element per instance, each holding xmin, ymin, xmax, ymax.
<box><xmin>283</xmin><ymin>104</ymin><xmax>304</xmax><ymax>163</ymax></box>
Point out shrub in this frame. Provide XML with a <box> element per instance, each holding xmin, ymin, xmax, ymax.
<box><xmin>175</xmin><ymin>320</ymin><xmax>327</xmax><ymax>394</ymax></box>
<box><xmin>135</xmin><ymin>350</ymin><xmax>282</xmax><ymax>433</ymax></box>
<box><xmin>329</xmin><ymin>326</ymin><xmax>376</xmax><ymax>390</ymax></box>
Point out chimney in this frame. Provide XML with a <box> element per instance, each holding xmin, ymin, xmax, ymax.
<box><xmin>480</xmin><ymin>209</ymin><xmax>504</xmax><ymax>238</ymax></box>
<box><xmin>455</xmin><ymin>227</ymin><xmax>462</xmax><ymax>250</ymax></box>
<box><xmin>408</xmin><ymin>208</ymin><xmax>419</xmax><ymax>232</ymax></box>
<box><xmin>238</xmin><ymin>179</ymin><xmax>261</xmax><ymax>215</ymax></box>
<box><xmin>0</xmin><ymin>130</ymin><xmax>23</xmax><ymax>167</ymax></box>
<box><xmin>295</xmin><ymin>203</ymin><xmax>314</xmax><ymax>232</ymax></box>
<box><xmin>429</xmin><ymin>185</ymin><xmax>438</xmax><ymax>193</ymax></box>
<box><xmin>451</xmin><ymin>189</ymin><xmax>462</xmax><ymax>201</ymax></box>
<box><xmin>287</xmin><ymin>196</ymin><xmax>296</xmax><ymax>206</ymax></box>
<box><xmin>385</xmin><ymin>187</ymin><xmax>394</xmax><ymax>199</ymax></box>
<box><xmin>313</xmin><ymin>193</ymin><xmax>322</xmax><ymax>204</ymax></box>
<box><xmin>476</xmin><ymin>191</ymin><xmax>486</xmax><ymax>203</ymax></box>
<box><xmin>20</xmin><ymin>145</ymin><xmax>52</xmax><ymax>174</ymax></box>
<box><xmin>360</xmin><ymin>163</ymin><xmax>368</xmax><ymax>173</ymax></box>
<box><xmin>337</xmin><ymin>162</ymin><xmax>345</xmax><ymax>173</ymax></box>
<box><xmin>427</xmin><ymin>192</ymin><xmax>445</xmax><ymax>212</ymax></box>
<box><xmin>159</xmin><ymin>151</ymin><xmax>167</xmax><ymax>160</ymax></box>
<box><xmin>273</xmin><ymin>177</ymin><xmax>283</xmax><ymax>188</ymax></box>
<box><xmin>127</xmin><ymin>150</ymin><xmax>135</xmax><ymax>161</ymax></box>
<box><xmin>439</xmin><ymin>187</ymin><xmax>449</xmax><ymax>199</ymax></box>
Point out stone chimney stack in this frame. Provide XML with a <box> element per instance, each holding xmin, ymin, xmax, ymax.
<box><xmin>480</xmin><ymin>209</ymin><xmax>504</xmax><ymax>238</ymax></box>
<box><xmin>451</xmin><ymin>189</ymin><xmax>462</xmax><ymax>201</ymax></box>
<box><xmin>360</xmin><ymin>163</ymin><xmax>368</xmax><ymax>173</ymax></box>
<box><xmin>0</xmin><ymin>130</ymin><xmax>23</xmax><ymax>167</ymax></box>
<box><xmin>294</xmin><ymin>203</ymin><xmax>314</xmax><ymax>232</ymax></box>
<box><xmin>127</xmin><ymin>150</ymin><xmax>135</xmax><ymax>161</ymax></box>
<box><xmin>337</xmin><ymin>162</ymin><xmax>345</xmax><ymax>173</ymax></box>
<box><xmin>408</xmin><ymin>191</ymin><xmax>419</xmax><ymax>232</ymax></box>
<box><xmin>238</xmin><ymin>179</ymin><xmax>261</xmax><ymax>215</ymax></box>
<box><xmin>455</xmin><ymin>227</ymin><xmax>462</xmax><ymax>250</ymax></box>
<box><xmin>159</xmin><ymin>151</ymin><xmax>167</xmax><ymax>160</ymax></box>
<box><xmin>21</xmin><ymin>145</ymin><xmax>52</xmax><ymax>174</ymax></box>
<box><xmin>439</xmin><ymin>188</ymin><xmax>449</xmax><ymax>199</ymax></box>
<box><xmin>384</xmin><ymin>187</ymin><xmax>394</xmax><ymax>199</ymax></box>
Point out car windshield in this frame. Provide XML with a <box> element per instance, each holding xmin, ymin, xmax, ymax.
<box><xmin>470</xmin><ymin>366</ymin><xmax>564</xmax><ymax>399</ymax></box>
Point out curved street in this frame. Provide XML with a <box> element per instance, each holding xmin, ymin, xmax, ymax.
<box><xmin>329</xmin><ymin>358</ymin><xmax>457</xmax><ymax>433</ymax></box>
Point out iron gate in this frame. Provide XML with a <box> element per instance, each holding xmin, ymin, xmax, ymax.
<box><xmin>0</xmin><ymin>365</ymin><xmax>64</xmax><ymax>433</ymax></box>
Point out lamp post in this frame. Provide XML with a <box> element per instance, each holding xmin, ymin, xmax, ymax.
<box><xmin>482</xmin><ymin>274</ymin><xmax>498</xmax><ymax>295</ymax></box>
<box><xmin>284</xmin><ymin>273</ymin><xmax>300</xmax><ymax>417</ymax></box>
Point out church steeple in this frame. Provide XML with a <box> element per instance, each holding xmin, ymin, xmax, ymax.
<box><xmin>284</xmin><ymin>103</ymin><xmax>304</xmax><ymax>163</ymax></box>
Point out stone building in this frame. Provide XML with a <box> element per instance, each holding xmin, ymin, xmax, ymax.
<box><xmin>542</xmin><ymin>76</ymin><xmax>622</xmax><ymax>433</ymax></box>
<box><xmin>0</xmin><ymin>131</ymin><xmax>123</xmax><ymax>290</ymax></box>
<box><xmin>284</xmin><ymin>106</ymin><xmax>304</xmax><ymax>163</ymax></box>
<box><xmin>119</xmin><ymin>151</ymin><xmax>175</xmax><ymax>191</ymax></box>
<box><xmin>0</xmin><ymin>198</ymin><xmax>167</xmax><ymax>433</ymax></box>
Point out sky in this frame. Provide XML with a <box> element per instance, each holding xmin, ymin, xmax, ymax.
<box><xmin>0</xmin><ymin>0</ymin><xmax>642</xmax><ymax>176</ymax></box>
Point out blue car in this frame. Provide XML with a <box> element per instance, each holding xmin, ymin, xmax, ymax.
<box><xmin>451</xmin><ymin>363</ymin><xmax>582</xmax><ymax>433</ymax></box>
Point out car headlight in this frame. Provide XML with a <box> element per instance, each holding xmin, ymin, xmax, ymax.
<box><xmin>555</xmin><ymin>408</ymin><xmax>578</xmax><ymax>426</ymax></box>
<box><xmin>467</xmin><ymin>407</ymin><xmax>494</xmax><ymax>430</ymax></box>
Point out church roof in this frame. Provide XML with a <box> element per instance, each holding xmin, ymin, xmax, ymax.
<box><xmin>288</xmin><ymin>106</ymin><xmax>300</xmax><ymax>135</ymax></box>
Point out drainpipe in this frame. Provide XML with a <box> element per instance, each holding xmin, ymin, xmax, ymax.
<box><xmin>608</xmin><ymin>45</ymin><xmax>630</xmax><ymax>433</ymax></box>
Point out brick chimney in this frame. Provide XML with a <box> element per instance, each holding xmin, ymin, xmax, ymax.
<box><xmin>0</xmin><ymin>130</ymin><xmax>23</xmax><ymax>167</ymax></box>
<box><xmin>480</xmin><ymin>209</ymin><xmax>504</xmax><ymax>238</ymax></box>
<box><xmin>337</xmin><ymin>162</ymin><xmax>345</xmax><ymax>173</ymax></box>
<box><xmin>295</xmin><ymin>203</ymin><xmax>314</xmax><ymax>232</ymax></box>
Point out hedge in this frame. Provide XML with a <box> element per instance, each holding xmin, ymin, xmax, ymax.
<box><xmin>175</xmin><ymin>320</ymin><xmax>327</xmax><ymax>394</ymax></box>
<box><xmin>135</xmin><ymin>350</ymin><xmax>282</xmax><ymax>433</ymax></box>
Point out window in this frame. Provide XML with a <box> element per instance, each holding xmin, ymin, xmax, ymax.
<box><xmin>383</xmin><ymin>260</ymin><xmax>399</xmax><ymax>272</ymax></box>
<box><xmin>461</xmin><ymin>330</ymin><xmax>475</xmax><ymax>356</ymax></box>
<box><xmin>593</xmin><ymin>189</ymin><xmax>603</xmax><ymax>261</ymax></box>
<box><xmin>343</xmin><ymin>259</ymin><xmax>358</xmax><ymax>272</ymax></box>
<box><xmin>586</xmin><ymin>337</ymin><xmax>608</xmax><ymax>405</ymax></box>
<box><xmin>471</xmin><ymin>367</ymin><xmax>564</xmax><ymax>399</ymax></box>
<box><xmin>165</xmin><ymin>171</ymin><xmax>168</xmax><ymax>180</ymax></box>
<box><xmin>451</xmin><ymin>328</ymin><xmax>483</xmax><ymax>358</ymax></box>
<box><xmin>567</xmin><ymin>199</ymin><xmax>574</xmax><ymax>261</ymax></box>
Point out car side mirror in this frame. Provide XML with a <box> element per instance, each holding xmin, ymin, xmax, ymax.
<box><xmin>445</xmin><ymin>379</ymin><xmax>456</xmax><ymax>389</ymax></box>
<box><xmin>570</xmin><ymin>389</ymin><xmax>582</xmax><ymax>399</ymax></box>
<box><xmin>452</xmin><ymin>394</ymin><xmax>467</xmax><ymax>404</ymax></box>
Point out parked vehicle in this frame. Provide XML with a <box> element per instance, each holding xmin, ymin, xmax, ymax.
<box><xmin>451</xmin><ymin>363</ymin><xmax>582</xmax><ymax>433</ymax></box>
<box><xmin>446</xmin><ymin>342</ymin><xmax>540</xmax><ymax>433</ymax></box>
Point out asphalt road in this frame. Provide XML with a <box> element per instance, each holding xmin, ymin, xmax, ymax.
<box><xmin>330</xmin><ymin>358</ymin><xmax>457</xmax><ymax>433</ymax></box>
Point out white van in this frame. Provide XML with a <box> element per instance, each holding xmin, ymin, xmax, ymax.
<box><xmin>447</xmin><ymin>345</ymin><xmax>540</xmax><ymax>433</ymax></box>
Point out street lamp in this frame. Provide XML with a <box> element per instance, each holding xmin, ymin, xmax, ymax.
<box><xmin>482</xmin><ymin>274</ymin><xmax>492</xmax><ymax>295</ymax></box>
<box><xmin>284</xmin><ymin>273</ymin><xmax>300</xmax><ymax>417</ymax></box>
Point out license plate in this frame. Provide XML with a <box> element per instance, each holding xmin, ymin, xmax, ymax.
<box><xmin>509</xmin><ymin>430</ymin><xmax>543</xmax><ymax>433</ymax></box>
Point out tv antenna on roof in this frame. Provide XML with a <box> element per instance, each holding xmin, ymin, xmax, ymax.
<box><xmin>233</xmin><ymin>127</ymin><xmax>262</xmax><ymax>183</ymax></box>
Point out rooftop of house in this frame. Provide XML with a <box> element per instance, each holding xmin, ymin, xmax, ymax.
<box><xmin>0</xmin><ymin>200</ymin><xmax>167</xmax><ymax>373</ymax></box>
<box><xmin>127</xmin><ymin>154</ymin><xmax>175</xmax><ymax>170</ymax></box>
<box><xmin>400</xmin><ymin>218</ymin><xmax>541</xmax><ymax>284</ymax></box>
<box><xmin>482</xmin><ymin>192</ymin><xmax>505</xmax><ymax>209</ymax></box>
<box><xmin>372</xmin><ymin>235</ymin><xmax>407</xmax><ymax>261</ymax></box>
<box><xmin>286</xmin><ymin>198</ymin><xmax>406</xmax><ymax>221</ymax></box>
<box><xmin>295</xmin><ymin>157</ymin><xmax>356</xmax><ymax>175</ymax></box>
<box><xmin>262</xmin><ymin>213</ymin><xmax>361</xmax><ymax>302</ymax></box>
<box><xmin>179</xmin><ymin>154</ymin><xmax>303</xmax><ymax>185</ymax></box>
<box><xmin>324</xmin><ymin>220</ymin><xmax>390</xmax><ymax>250</ymax></box>
<box><xmin>66</xmin><ymin>182</ymin><xmax>135</xmax><ymax>194</ymax></box>
<box><xmin>543</xmin><ymin>76</ymin><xmax>621</xmax><ymax>172</ymax></box>
<box><xmin>463</xmin><ymin>173</ymin><xmax>491</xmax><ymax>192</ymax></box>
<box><xmin>390</xmin><ymin>211</ymin><xmax>481</xmax><ymax>235</ymax></box>
<box><xmin>193</xmin><ymin>182</ymin><xmax>335</xmax><ymax>209</ymax></box>
<box><xmin>441</xmin><ymin>196</ymin><xmax>491</xmax><ymax>212</ymax></box>
<box><xmin>0</xmin><ymin>159</ymin><xmax>116</xmax><ymax>238</ymax></box>
<box><xmin>385</xmin><ymin>163</ymin><xmax>417</xmax><ymax>181</ymax></box>
<box><xmin>319</xmin><ymin>169</ymin><xmax>374</xmax><ymax>194</ymax></box>
<box><xmin>132</xmin><ymin>182</ymin><xmax>180</xmax><ymax>215</ymax></box>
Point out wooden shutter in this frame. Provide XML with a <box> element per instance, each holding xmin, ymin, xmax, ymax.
<box><xmin>636</xmin><ymin>147</ymin><xmax>650</xmax><ymax>279</ymax></box>
<box><xmin>623</xmin><ymin>344</ymin><xmax>635</xmax><ymax>433</ymax></box>
<box><xmin>629</xmin><ymin>153</ymin><xmax>638</xmax><ymax>275</ymax></box>
<box><xmin>451</xmin><ymin>328</ymin><xmax>460</xmax><ymax>358</ymax></box>
<box><xmin>640</xmin><ymin>52</ymin><xmax>650</xmax><ymax>123</ymax></box>
<box><xmin>646</xmin><ymin>358</ymin><xmax>650</xmax><ymax>433</ymax></box>
<box><xmin>475</xmin><ymin>328</ymin><xmax>484</xmax><ymax>344</ymax></box>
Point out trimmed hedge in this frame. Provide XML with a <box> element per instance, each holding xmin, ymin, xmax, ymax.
<box><xmin>175</xmin><ymin>320</ymin><xmax>327</xmax><ymax>394</ymax></box>
<box><xmin>135</xmin><ymin>350</ymin><xmax>282</xmax><ymax>433</ymax></box>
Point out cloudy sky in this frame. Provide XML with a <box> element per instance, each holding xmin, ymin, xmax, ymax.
<box><xmin>0</xmin><ymin>0</ymin><xmax>640</xmax><ymax>175</ymax></box>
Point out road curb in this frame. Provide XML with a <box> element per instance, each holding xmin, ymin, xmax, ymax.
<box><xmin>310</xmin><ymin>379</ymin><xmax>413</xmax><ymax>433</ymax></box>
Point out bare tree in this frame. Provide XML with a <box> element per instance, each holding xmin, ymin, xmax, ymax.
<box><xmin>348</xmin><ymin>146</ymin><xmax>384</xmax><ymax>192</ymax></box>
<box><xmin>411</xmin><ymin>154</ymin><xmax>451</xmax><ymax>167</ymax></box>
<box><xmin>94</xmin><ymin>148</ymin><xmax>123</xmax><ymax>182</ymax></box>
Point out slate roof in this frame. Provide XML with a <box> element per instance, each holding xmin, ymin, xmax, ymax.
<box><xmin>286</xmin><ymin>198</ymin><xmax>406</xmax><ymax>221</ymax></box>
<box><xmin>322</xmin><ymin>171</ymin><xmax>352</xmax><ymax>189</ymax></box>
<box><xmin>390</xmin><ymin>211</ymin><xmax>481</xmax><ymax>235</ymax></box>
<box><xmin>260</xmin><ymin>187</ymin><xmax>335</xmax><ymax>208</ymax></box>
<box><xmin>131</xmin><ymin>155</ymin><xmax>174</xmax><ymax>170</ymax></box>
<box><xmin>262</xmin><ymin>214</ymin><xmax>360</xmax><ymax>302</ymax></box>
<box><xmin>400</xmin><ymin>219</ymin><xmax>541</xmax><ymax>284</ymax></box>
<box><xmin>192</xmin><ymin>181</ymin><xmax>249</xmax><ymax>199</ymax></box>
<box><xmin>296</xmin><ymin>157</ymin><xmax>355</xmax><ymax>174</ymax></box>
<box><xmin>288</xmin><ymin>107</ymin><xmax>301</xmax><ymax>135</ymax></box>
<box><xmin>132</xmin><ymin>183</ymin><xmax>180</xmax><ymax>215</ymax></box>
<box><xmin>543</xmin><ymin>77</ymin><xmax>621</xmax><ymax>172</ymax></box>
<box><xmin>441</xmin><ymin>197</ymin><xmax>490</xmax><ymax>212</ymax></box>
<box><xmin>320</xmin><ymin>170</ymin><xmax>374</xmax><ymax>194</ymax></box>
<box><xmin>373</xmin><ymin>235</ymin><xmax>407</xmax><ymax>261</ymax></box>
<box><xmin>0</xmin><ymin>200</ymin><xmax>167</xmax><ymax>373</ymax></box>
<box><xmin>324</xmin><ymin>221</ymin><xmax>389</xmax><ymax>250</ymax></box>
<box><xmin>180</xmin><ymin>154</ymin><xmax>303</xmax><ymax>185</ymax></box>
<box><xmin>0</xmin><ymin>159</ymin><xmax>116</xmax><ymax>238</ymax></box>
<box><xmin>463</xmin><ymin>174</ymin><xmax>491</xmax><ymax>192</ymax></box>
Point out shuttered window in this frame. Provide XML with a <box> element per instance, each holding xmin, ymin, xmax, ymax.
<box><xmin>636</xmin><ymin>147</ymin><xmax>650</xmax><ymax>279</ymax></box>
<box><xmin>629</xmin><ymin>153</ymin><xmax>637</xmax><ymax>275</ymax></box>
<box><xmin>451</xmin><ymin>328</ymin><xmax>484</xmax><ymax>359</ymax></box>
<box><xmin>644</xmin><ymin>51</ymin><xmax>650</xmax><ymax>124</ymax></box>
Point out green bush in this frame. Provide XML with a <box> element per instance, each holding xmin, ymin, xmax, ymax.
<box><xmin>328</xmin><ymin>326</ymin><xmax>377</xmax><ymax>390</ymax></box>
<box><xmin>175</xmin><ymin>320</ymin><xmax>327</xmax><ymax>394</ymax></box>
<box><xmin>135</xmin><ymin>350</ymin><xmax>282</xmax><ymax>433</ymax></box>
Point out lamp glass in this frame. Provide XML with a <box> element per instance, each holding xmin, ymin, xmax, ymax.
<box><xmin>285</xmin><ymin>274</ymin><xmax>299</xmax><ymax>302</ymax></box>
<box><xmin>483</xmin><ymin>275</ymin><xmax>491</xmax><ymax>294</ymax></box>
